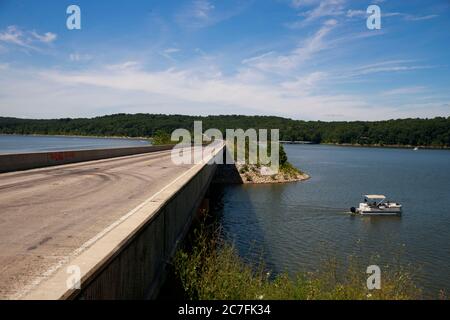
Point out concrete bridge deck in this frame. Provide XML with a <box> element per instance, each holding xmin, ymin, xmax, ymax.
<box><xmin>0</xmin><ymin>143</ymin><xmax>223</xmax><ymax>299</ymax></box>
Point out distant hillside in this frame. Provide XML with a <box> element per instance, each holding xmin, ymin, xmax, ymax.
<box><xmin>0</xmin><ymin>114</ymin><xmax>449</xmax><ymax>147</ymax></box>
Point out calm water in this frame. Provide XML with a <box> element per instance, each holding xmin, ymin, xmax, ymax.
<box><xmin>213</xmin><ymin>144</ymin><xmax>450</xmax><ymax>297</ymax></box>
<box><xmin>0</xmin><ymin>135</ymin><xmax>150</xmax><ymax>154</ymax></box>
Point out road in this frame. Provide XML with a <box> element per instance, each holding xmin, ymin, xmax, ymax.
<box><xmin>0</xmin><ymin>149</ymin><xmax>194</xmax><ymax>299</ymax></box>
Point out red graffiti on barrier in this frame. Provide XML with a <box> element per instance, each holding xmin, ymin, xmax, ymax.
<box><xmin>49</xmin><ymin>152</ymin><xmax>76</xmax><ymax>161</ymax></box>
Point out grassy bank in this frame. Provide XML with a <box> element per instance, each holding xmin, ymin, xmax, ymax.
<box><xmin>172</xmin><ymin>220</ymin><xmax>422</xmax><ymax>300</ymax></box>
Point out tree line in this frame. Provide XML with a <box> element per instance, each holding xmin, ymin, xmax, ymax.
<box><xmin>0</xmin><ymin>114</ymin><xmax>449</xmax><ymax>147</ymax></box>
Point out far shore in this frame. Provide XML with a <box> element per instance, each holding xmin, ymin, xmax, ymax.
<box><xmin>320</xmin><ymin>142</ymin><xmax>450</xmax><ymax>150</ymax></box>
<box><xmin>0</xmin><ymin>133</ymin><xmax>152</xmax><ymax>142</ymax></box>
<box><xmin>282</xmin><ymin>141</ymin><xmax>450</xmax><ymax>150</ymax></box>
<box><xmin>2</xmin><ymin>133</ymin><xmax>449</xmax><ymax>150</ymax></box>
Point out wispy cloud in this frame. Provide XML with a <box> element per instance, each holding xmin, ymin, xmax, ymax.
<box><xmin>345</xmin><ymin>9</ymin><xmax>365</xmax><ymax>18</ymax></box>
<box><xmin>0</xmin><ymin>25</ymin><xmax>57</xmax><ymax>52</ymax></box>
<box><xmin>160</xmin><ymin>48</ymin><xmax>181</xmax><ymax>62</ymax></box>
<box><xmin>404</xmin><ymin>14</ymin><xmax>439</xmax><ymax>21</ymax></box>
<box><xmin>301</xmin><ymin>0</ymin><xmax>346</xmax><ymax>21</ymax></box>
<box><xmin>0</xmin><ymin>26</ymin><xmax>33</xmax><ymax>49</ymax></box>
<box><xmin>280</xmin><ymin>71</ymin><xmax>328</xmax><ymax>93</ymax></box>
<box><xmin>105</xmin><ymin>61</ymin><xmax>141</xmax><ymax>71</ymax></box>
<box><xmin>164</xmin><ymin>48</ymin><xmax>180</xmax><ymax>54</ymax></box>
<box><xmin>344</xmin><ymin>60</ymin><xmax>436</xmax><ymax>78</ymax></box>
<box><xmin>191</xmin><ymin>0</ymin><xmax>215</xmax><ymax>19</ymax></box>
<box><xmin>31</xmin><ymin>31</ymin><xmax>57</xmax><ymax>43</ymax></box>
<box><xmin>345</xmin><ymin>8</ymin><xmax>438</xmax><ymax>22</ymax></box>
<box><xmin>175</xmin><ymin>0</ymin><xmax>251</xmax><ymax>29</ymax></box>
<box><xmin>289</xmin><ymin>0</ymin><xmax>346</xmax><ymax>28</ymax></box>
<box><xmin>381</xmin><ymin>86</ymin><xmax>426</xmax><ymax>96</ymax></box>
<box><xmin>243</xmin><ymin>19</ymin><xmax>338</xmax><ymax>73</ymax></box>
<box><xmin>291</xmin><ymin>0</ymin><xmax>320</xmax><ymax>8</ymax></box>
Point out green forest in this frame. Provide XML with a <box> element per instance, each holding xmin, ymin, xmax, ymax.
<box><xmin>1</xmin><ymin>114</ymin><xmax>449</xmax><ymax>147</ymax></box>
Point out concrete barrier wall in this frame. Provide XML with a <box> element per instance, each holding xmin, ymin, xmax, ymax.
<box><xmin>75</xmin><ymin>162</ymin><xmax>217</xmax><ymax>300</ymax></box>
<box><xmin>0</xmin><ymin>145</ymin><xmax>174</xmax><ymax>173</ymax></box>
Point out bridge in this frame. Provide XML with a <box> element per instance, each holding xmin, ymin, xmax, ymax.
<box><xmin>0</xmin><ymin>141</ymin><xmax>225</xmax><ymax>299</ymax></box>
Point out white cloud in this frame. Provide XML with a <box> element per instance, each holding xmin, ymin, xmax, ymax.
<box><xmin>344</xmin><ymin>60</ymin><xmax>436</xmax><ymax>78</ymax></box>
<box><xmin>404</xmin><ymin>14</ymin><xmax>439</xmax><ymax>21</ymax></box>
<box><xmin>0</xmin><ymin>26</ymin><xmax>31</xmax><ymax>48</ymax></box>
<box><xmin>192</xmin><ymin>0</ymin><xmax>215</xmax><ymax>19</ymax></box>
<box><xmin>105</xmin><ymin>61</ymin><xmax>141</xmax><ymax>71</ymax></box>
<box><xmin>0</xmin><ymin>25</ymin><xmax>57</xmax><ymax>52</ymax></box>
<box><xmin>381</xmin><ymin>86</ymin><xmax>426</xmax><ymax>96</ymax></box>
<box><xmin>281</xmin><ymin>71</ymin><xmax>328</xmax><ymax>92</ymax></box>
<box><xmin>291</xmin><ymin>0</ymin><xmax>319</xmax><ymax>8</ymax></box>
<box><xmin>289</xmin><ymin>0</ymin><xmax>345</xmax><ymax>27</ymax></box>
<box><xmin>301</xmin><ymin>0</ymin><xmax>345</xmax><ymax>20</ymax></box>
<box><xmin>345</xmin><ymin>8</ymin><xmax>438</xmax><ymax>22</ymax></box>
<box><xmin>243</xmin><ymin>19</ymin><xmax>338</xmax><ymax>73</ymax></box>
<box><xmin>175</xmin><ymin>0</ymin><xmax>218</xmax><ymax>28</ymax></box>
<box><xmin>2</xmin><ymin>61</ymin><xmax>445</xmax><ymax>121</ymax></box>
<box><xmin>164</xmin><ymin>48</ymin><xmax>180</xmax><ymax>54</ymax></box>
<box><xmin>345</xmin><ymin>9</ymin><xmax>405</xmax><ymax>20</ymax></box>
<box><xmin>31</xmin><ymin>31</ymin><xmax>57</xmax><ymax>43</ymax></box>
<box><xmin>346</xmin><ymin>9</ymin><xmax>365</xmax><ymax>18</ymax></box>
<box><xmin>175</xmin><ymin>0</ymin><xmax>251</xmax><ymax>29</ymax></box>
<box><xmin>351</xmin><ymin>65</ymin><xmax>434</xmax><ymax>77</ymax></box>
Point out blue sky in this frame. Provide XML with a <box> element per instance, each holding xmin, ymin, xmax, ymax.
<box><xmin>0</xmin><ymin>0</ymin><xmax>449</xmax><ymax>120</ymax></box>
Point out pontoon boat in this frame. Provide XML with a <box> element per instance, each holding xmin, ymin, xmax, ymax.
<box><xmin>350</xmin><ymin>195</ymin><xmax>402</xmax><ymax>216</ymax></box>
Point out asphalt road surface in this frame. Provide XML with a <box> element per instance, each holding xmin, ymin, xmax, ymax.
<box><xmin>0</xmin><ymin>149</ymin><xmax>194</xmax><ymax>299</ymax></box>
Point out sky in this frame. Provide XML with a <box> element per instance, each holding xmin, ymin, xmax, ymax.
<box><xmin>0</xmin><ymin>0</ymin><xmax>449</xmax><ymax>121</ymax></box>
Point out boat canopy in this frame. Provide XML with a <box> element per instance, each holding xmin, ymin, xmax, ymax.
<box><xmin>364</xmin><ymin>194</ymin><xmax>386</xmax><ymax>200</ymax></box>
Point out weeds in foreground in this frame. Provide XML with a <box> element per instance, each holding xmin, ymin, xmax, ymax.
<box><xmin>173</xmin><ymin>221</ymin><xmax>421</xmax><ymax>300</ymax></box>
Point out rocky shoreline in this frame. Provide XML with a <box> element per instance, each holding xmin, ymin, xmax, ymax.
<box><xmin>236</xmin><ymin>163</ymin><xmax>310</xmax><ymax>184</ymax></box>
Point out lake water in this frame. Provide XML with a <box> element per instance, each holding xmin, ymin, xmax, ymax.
<box><xmin>212</xmin><ymin>144</ymin><xmax>450</xmax><ymax>297</ymax></box>
<box><xmin>2</xmin><ymin>136</ymin><xmax>449</xmax><ymax>296</ymax></box>
<box><xmin>0</xmin><ymin>135</ymin><xmax>150</xmax><ymax>154</ymax></box>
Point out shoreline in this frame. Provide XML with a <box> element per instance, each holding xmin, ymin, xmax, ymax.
<box><xmin>236</xmin><ymin>163</ymin><xmax>310</xmax><ymax>185</ymax></box>
<box><xmin>1</xmin><ymin>134</ymin><xmax>448</xmax><ymax>150</ymax></box>
<box><xmin>315</xmin><ymin>142</ymin><xmax>450</xmax><ymax>150</ymax></box>
<box><xmin>0</xmin><ymin>133</ymin><xmax>152</xmax><ymax>141</ymax></box>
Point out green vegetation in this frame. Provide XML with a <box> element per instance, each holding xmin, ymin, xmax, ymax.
<box><xmin>232</xmin><ymin>139</ymin><xmax>303</xmax><ymax>180</ymax></box>
<box><xmin>278</xmin><ymin>144</ymin><xmax>303</xmax><ymax>176</ymax></box>
<box><xmin>151</xmin><ymin>129</ymin><xmax>174</xmax><ymax>145</ymax></box>
<box><xmin>280</xmin><ymin>161</ymin><xmax>302</xmax><ymax>176</ymax></box>
<box><xmin>1</xmin><ymin>114</ymin><xmax>449</xmax><ymax>147</ymax></box>
<box><xmin>173</xmin><ymin>221</ymin><xmax>421</xmax><ymax>300</ymax></box>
